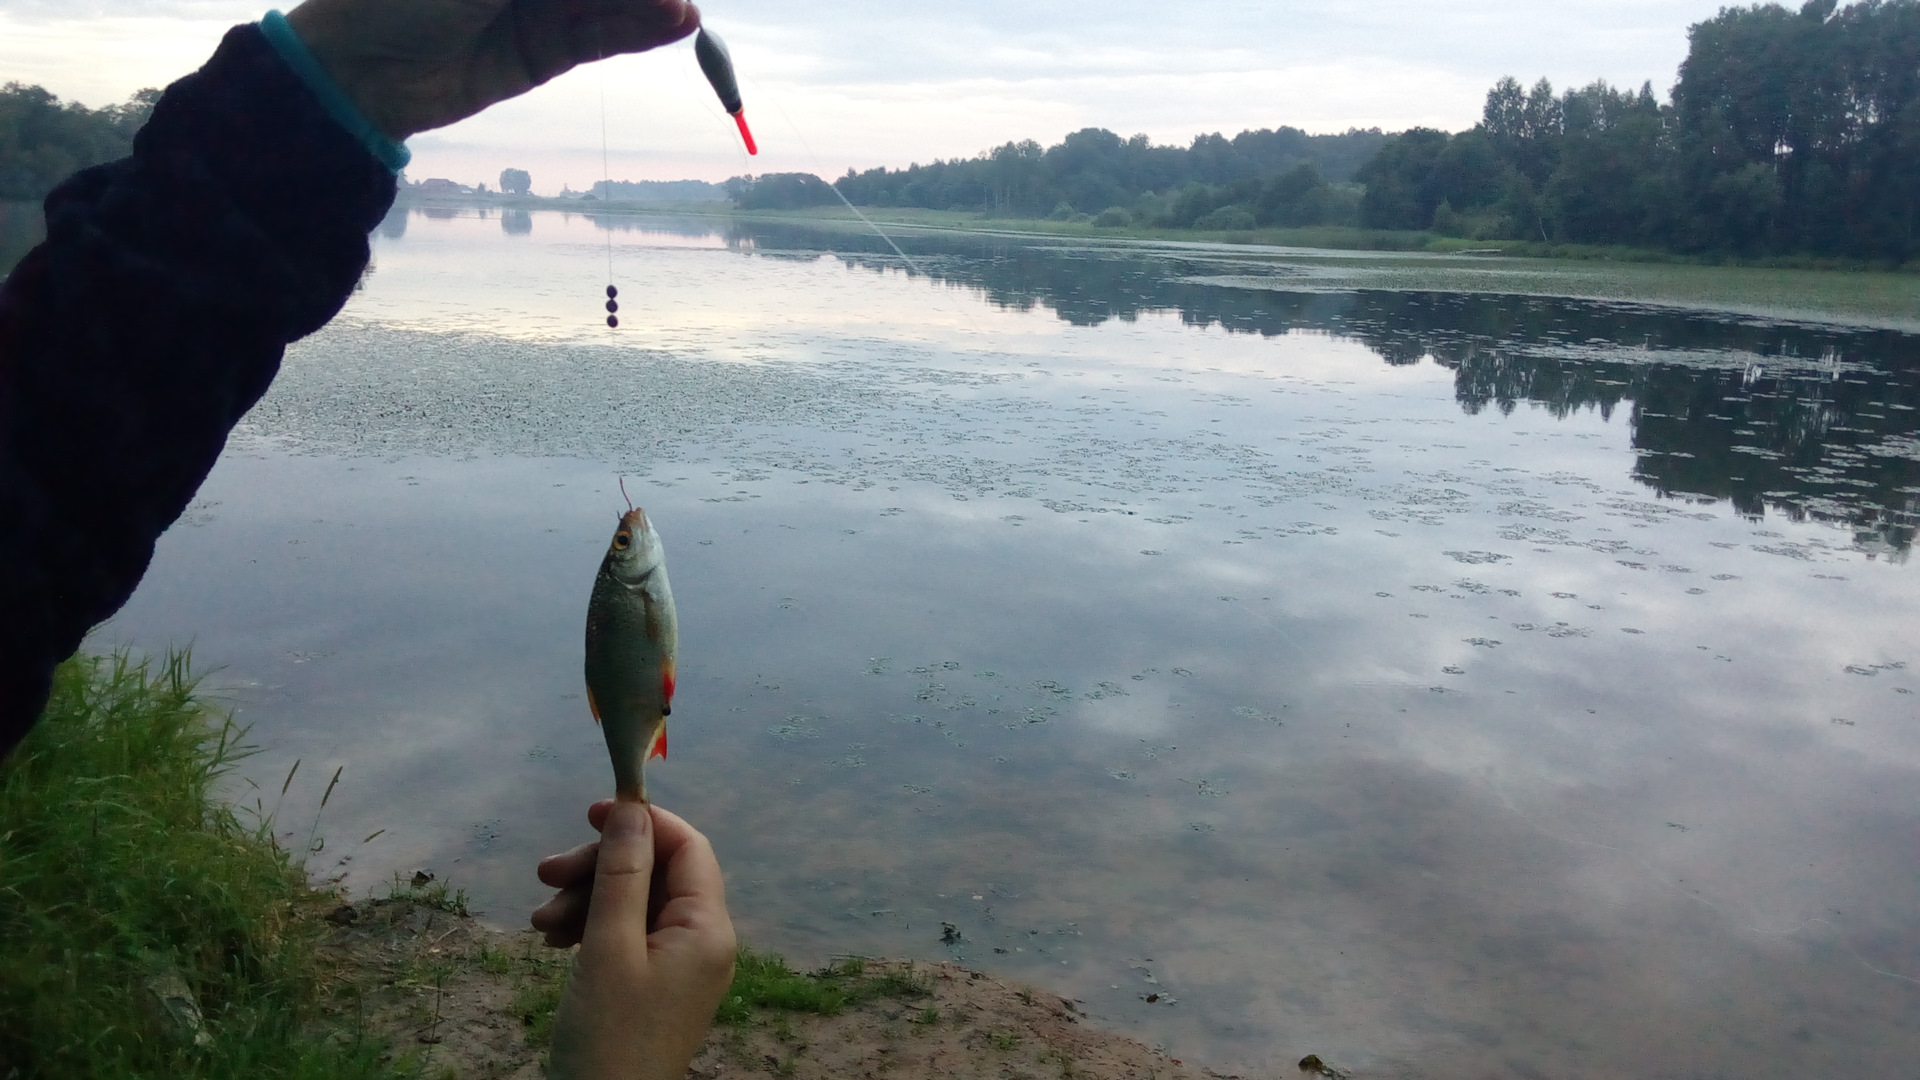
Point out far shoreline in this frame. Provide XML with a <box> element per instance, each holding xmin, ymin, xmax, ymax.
<box><xmin>387</xmin><ymin>193</ymin><xmax>1920</xmax><ymax>333</ymax></box>
<box><xmin>390</xmin><ymin>189</ymin><xmax>1920</xmax><ymax>277</ymax></box>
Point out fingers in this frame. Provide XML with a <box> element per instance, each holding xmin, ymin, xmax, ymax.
<box><xmin>648</xmin><ymin>804</ymin><xmax>728</xmax><ymax>919</ymax></box>
<box><xmin>528</xmin><ymin>800</ymin><xmax>613</xmax><ymax>945</ymax></box>
<box><xmin>642</xmin><ymin>805</ymin><xmax>737</xmax><ymax>996</ymax></box>
<box><xmin>516</xmin><ymin>0</ymin><xmax>702</xmax><ymax>90</ymax></box>
<box><xmin>536</xmin><ymin>839</ymin><xmax>600</xmax><ymax>888</ymax></box>
<box><xmin>598</xmin><ymin>0</ymin><xmax>702</xmax><ymax>56</ymax></box>
<box><xmin>579</xmin><ymin>798</ymin><xmax>658</xmax><ymax>952</ymax></box>
<box><xmin>531</xmin><ymin>800</ymin><xmax>726</xmax><ymax>951</ymax></box>
<box><xmin>531</xmin><ymin>885</ymin><xmax>592</xmax><ymax>947</ymax></box>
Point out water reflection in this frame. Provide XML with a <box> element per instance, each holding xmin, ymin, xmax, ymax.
<box><xmin>732</xmin><ymin>225</ymin><xmax>1919</xmax><ymax>554</ymax></box>
<box><xmin>11</xmin><ymin>205</ymin><xmax>1919</xmax><ymax>1077</ymax></box>
<box><xmin>358</xmin><ymin>211</ymin><xmax>1913</xmax><ymax>553</ymax></box>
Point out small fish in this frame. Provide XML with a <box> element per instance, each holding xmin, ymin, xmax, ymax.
<box><xmin>584</xmin><ymin>485</ymin><xmax>678</xmax><ymax>802</ymax></box>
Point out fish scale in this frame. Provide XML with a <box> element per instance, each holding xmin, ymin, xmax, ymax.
<box><xmin>584</xmin><ymin>503</ymin><xmax>678</xmax><ymax>802</ymax></box>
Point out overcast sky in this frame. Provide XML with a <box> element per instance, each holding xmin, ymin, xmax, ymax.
<box><xmin>1</xmin><ymin>0</ymin><xmax>1735</xmax><ymax>194</ymax></box>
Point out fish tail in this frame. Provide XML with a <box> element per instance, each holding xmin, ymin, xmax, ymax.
<box><xmin>613</xmin><ymin>756</ymin><xmax>647</xmax><ymax>803</ymax></box>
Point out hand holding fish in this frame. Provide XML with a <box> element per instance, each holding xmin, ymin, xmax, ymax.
<box><xmin>286</xmin><ymin>0</ymin><xmax>701</xmax><ymax>140</ymax></box>
<box><xmin>533</xmin><ymin>799</ymin><xmax>737</xmax><ymax>1080</ymax></box>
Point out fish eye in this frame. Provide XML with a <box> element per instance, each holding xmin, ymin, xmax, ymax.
<box><xmin>613</xmin><ymin>532</ymin><xmax>631</xmax><ymax>550</ymax></box>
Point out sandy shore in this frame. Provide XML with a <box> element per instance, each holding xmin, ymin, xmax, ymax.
<box><xmin>315</xmin><ymin>895</ymin><xmax>1293</xmax><ymax>1080</ymax></box>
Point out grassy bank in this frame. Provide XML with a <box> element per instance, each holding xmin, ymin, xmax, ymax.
<box><xmin>696</xmin><ymin>205</ymin><xmax>1919</xmax><ymax>330</ymax></box>
<box><xmin>471</xmin><ymin>196</ymin><xmax>1917</xmax><ymax>274</ymax></box>
<box><xmin>717</xmin><ymin>950</ymin><xmax>930</xmax><ymax>1026</ymax></box>
<box><xmin>0</xmin><ymin>654</ymin><xmax>409</xmax><ymax>1080</ymax></box>
<box><xmin>0</xmin><ymin>655</ymin><xmax>950</xmax><ymax>1079</ymax></box>
<box><xmin>733</xmin><ymin>205</ymin><xmax>1920</xmax><ymax>272</ymax></box>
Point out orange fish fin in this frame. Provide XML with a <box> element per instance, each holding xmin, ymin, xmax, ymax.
<box><xmin>649</xmin><ymin>727</ymin><xmax>667</xmax><ymax>761</ymax></box>
<box><xmin>662</xmin><ymin>660</ymin><xmax>676</xmax><ymax>703</ymax></box>
<box><xmin>586</xmin><ymin>684</ymin><xmax>602</xmax><ymax>725</ymax></box>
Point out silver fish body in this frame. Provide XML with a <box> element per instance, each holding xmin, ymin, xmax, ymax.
<box><xmin>584</xmin><ymin>506</ymin><xmax>678</xmax><ymax>802</ymax></box>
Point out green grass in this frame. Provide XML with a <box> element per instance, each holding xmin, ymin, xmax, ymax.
<box><xmin>381</xmin><ymin>872</ymin><xmax>469</xmax><ymax>918</ymax></box>
<box><xmin>713</xmin><ymin>950</ymin><xmax>931</xmax><ymax>1025</ymax></box>
<box><xmin>0</xmin><ymin>653</ymin><xmax>413</xmax><ymax>1080</ymax></box>
<box><xmin>474</xmin><ymin>943</ymin><xmax>512</xmax><ymax>976</ymax></box>
<box><xmin>733</xmin><ymin>204</ymin><xmax>1920</xmax><ymax>272</ymax></box>
<box><xmin>389</xmin><ymin>193</ymin><xmax>1920</xmax><ymax>277</ymax></box>
<box><xmin>724</xmin><ymin>206</ymin><xmax>1920</xmax><ymax>329</ymax></box>
<box><xmin>509</xmin><ymin>951</ymin><xmax>570</xmax><ymax>1048</ymax></box>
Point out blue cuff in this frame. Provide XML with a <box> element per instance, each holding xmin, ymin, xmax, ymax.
<box><xmin>258</xmin><ymin>9</ymin><xmax>411</xmax><ymax>174</ymax></box>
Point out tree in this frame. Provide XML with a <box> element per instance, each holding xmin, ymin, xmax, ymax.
<box><xmin>832</xmin><ymin>125</ymin><xmax>1383</xmax><ymax>221</ymax></box>
<box><xmin>498</xmin><ymin>167</ymin><xmax>531</xmax><ymax>195</ymax></box>
<box><xmin>1356</xmin><ymin>128</ymin><xmax>1451</xmax><ymax>229</ymax></box>
<box><xmin>0</xmin><ymin>83</ymin><xmax>157</xmax><ymax>200</ymax></box>
<box><xmin>725</xmin><ymin>172</ymin><xmax>839</xmax><ymax>209</ymax></box>
<box><xmin>830</xmin><ymin>1</ymin><xmax>1920</xmax><ymax>257</ymax></box>
<box><xmin>1670</xmin><ymin>0</ymin><xmax>1920</xmax><ymax>256</ymax></box>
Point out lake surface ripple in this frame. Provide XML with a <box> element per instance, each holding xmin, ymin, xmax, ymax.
<box><xmin>84</xmin><ymin>209</ymin><xmax>1920</xmax><ymax>1078</ymax></box>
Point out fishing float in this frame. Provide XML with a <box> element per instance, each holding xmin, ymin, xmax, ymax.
<box><xmin>603</xmin><ymin>25</ymin><xmax>756</xmax><ymax>329</ymax></box>
<box><xmin>694</xmin><ymin>27</ymin><xmax>758</xmax><ymax>157</ymax></box>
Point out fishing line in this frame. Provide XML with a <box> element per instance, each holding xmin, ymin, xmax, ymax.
<box><xmin>607</xmin><ymin>23</ymin><xmax>991</xmax><ymax>346</ymax></box>
<box><xmin>739</xmin><ymin>77</ymin><xmax>1006</xmax><ymax>348</ymax></box>
<box><xmin>595</xmin><ymin>35</ymin><xmax>624</xmax><ymax>329</ymax></box>
<box><xmin>761</xmin><ymin>95</ymin><xmax>930</xmax><ymax>279</ymax></box>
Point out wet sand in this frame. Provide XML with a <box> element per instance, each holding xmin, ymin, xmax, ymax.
<box><xmin>321</xmin><ymin>896</ymin><xmax>1258</xmax><ymax>1080</ymax></box>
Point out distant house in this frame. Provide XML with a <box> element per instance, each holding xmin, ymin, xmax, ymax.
<box><xmin>418</xmin><ymin>178</ymin><xmax>472</xmax><ymax>196</ymax></box>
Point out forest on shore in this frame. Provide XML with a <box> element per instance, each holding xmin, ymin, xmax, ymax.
<box><xmin>6</xmin><ymin>1</ymin><xmax>1918</xmax><ymax>263</ymax></box>
<box><xmin>0</xmin><ymin>84</ymin><xmax>155</xmax><ymax>201</ymax></box>
<box><xmin>731</xmin><ymin>0</ymin><xmax>1920</xmax><ymax>263</ymax></box>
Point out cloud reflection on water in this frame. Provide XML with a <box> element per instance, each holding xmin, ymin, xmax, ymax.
<box><xmin>95</xmin><ymin>212</ymin><xmax>1920</xmax><ymax>1077</ymax></box>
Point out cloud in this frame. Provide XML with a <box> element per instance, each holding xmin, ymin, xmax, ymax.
<box><xmin>0</xmin><ymin>0</ymin><xmax>253</xmax><ymax>20</ymax></box>
<box><xmin>4</xmin><ymin>0</ymin><xmax>1736</xmax><ymax>182</ymax></box>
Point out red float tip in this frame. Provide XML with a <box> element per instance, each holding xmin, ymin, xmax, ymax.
<box><xmin>733</xmin><ymin>109</ymin><xmax>758</xmax><ymax>155</ymax></box>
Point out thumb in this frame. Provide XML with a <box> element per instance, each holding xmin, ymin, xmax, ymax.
<box><xmin>581</xmin><ymin>799</ymin><xmax>656</xmax><ymax>952</ymax></box>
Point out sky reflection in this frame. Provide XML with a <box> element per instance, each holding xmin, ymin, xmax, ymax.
<box><xmin>96</xmin><ymin>211</ymin><xmax>1919</xmax><ymax>1078</ymax></box>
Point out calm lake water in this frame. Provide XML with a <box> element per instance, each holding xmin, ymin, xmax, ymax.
<box><xmin>14</xmin><ymin>205</ymin><xmax>1920</xmax><ymax>1076</ymax></box>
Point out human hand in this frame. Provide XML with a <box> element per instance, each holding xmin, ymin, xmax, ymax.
<box><xmin>285</xmin><ymin>0</ymin><xmax>701</xmax><ymax>140</ymax></box>
<box><xmin>531</xmin><ymin>799</ymin><xmax>737</xmax><ymax>1080</ymax></box>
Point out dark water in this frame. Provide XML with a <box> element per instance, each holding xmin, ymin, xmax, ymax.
<box><xmin>14</xmin><ymin>207</ymin><xmax>1919</xmax><ymax>1077</ymax></box>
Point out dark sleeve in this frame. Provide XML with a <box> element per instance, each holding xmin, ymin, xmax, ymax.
<box><xmin>0</xmin><ymin>24</ymin><xmax>397</xmax><ymax>753</ymax></box>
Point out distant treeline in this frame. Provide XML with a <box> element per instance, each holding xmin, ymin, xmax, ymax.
<box><xmin>728</xmin><ymin>0</ymin><xmax>1920</xmax><ymax>262</ymax></box>
<box><xmin>0</xmin><ymin>83</ymin><xmax>158</xmax><ymax>201</ymax></box>
<box><xmin>723</xmin><ymin>172</ymin><xmax>841</xmax><ymax>210</ymax></box>
<box><xmin>1360</xmin><ymin>0</ymin><xmax>1920</xmax><ymax>259</ymax></box>
<box><xmin>823</xmin><ymin>126</ymin><xmax>1387</xmax><ymax>228</ymax></box>
<box><xmin>9</xmin><ymin>1</ymin><xmax>1919</xmax><ymax>262</ymax></box>
<box><xmin>590</xmin><ymin>178</ymin><xmax>726</xmax><ymax>202</ymax></box>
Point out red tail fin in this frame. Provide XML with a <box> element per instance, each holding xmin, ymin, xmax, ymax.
<box><xmin>649</xmin><ymin>728</ymin><xmax>668</xmax><ymax>760</ymax></box>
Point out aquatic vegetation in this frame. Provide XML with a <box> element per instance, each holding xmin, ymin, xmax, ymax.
<box><xmin>99</xmin><ymin>211</ymin><xmax>1920</xmax><ymax>1076</ymax></box>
